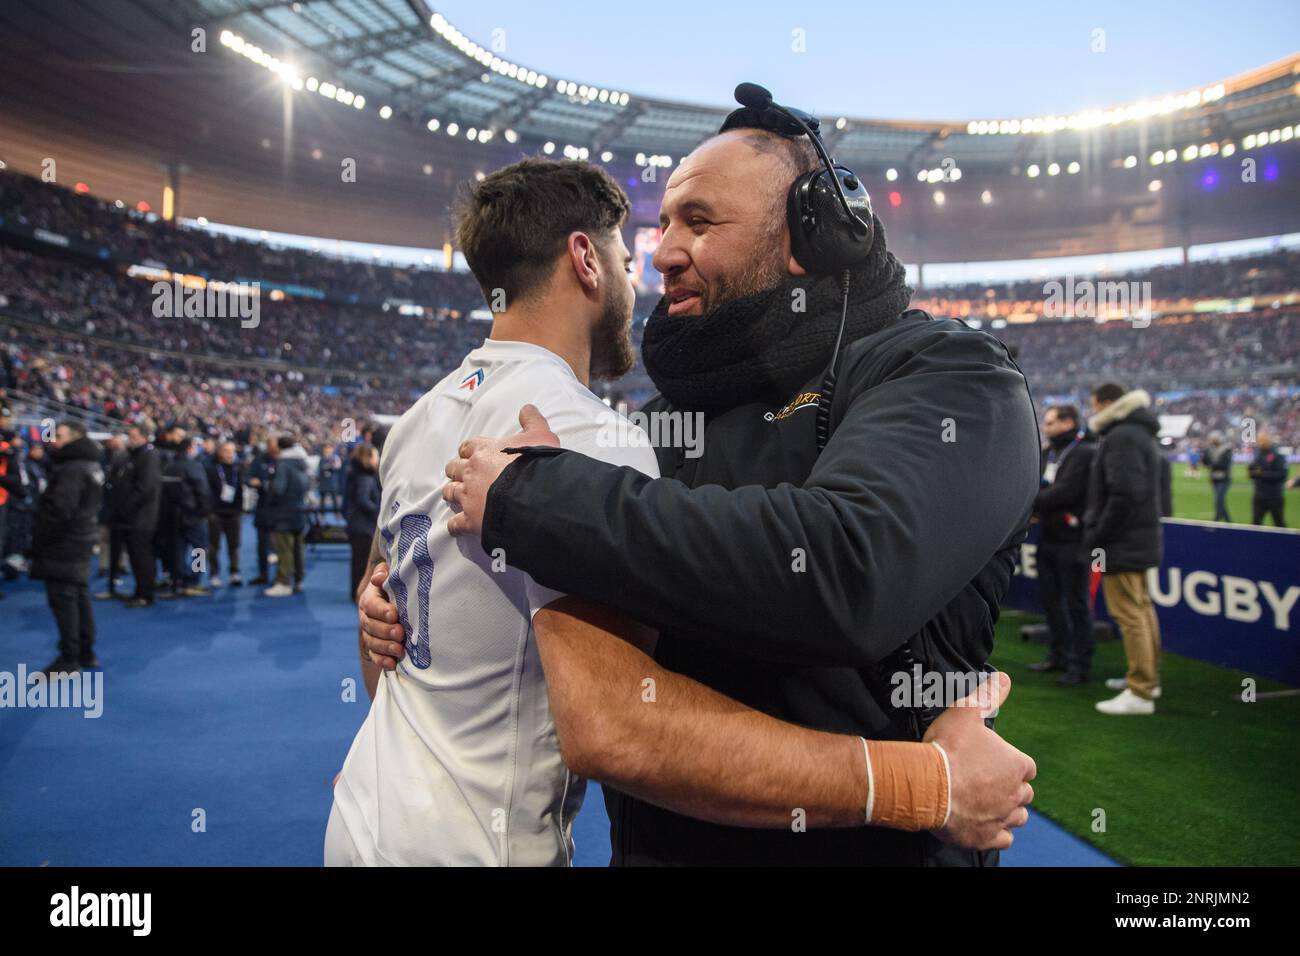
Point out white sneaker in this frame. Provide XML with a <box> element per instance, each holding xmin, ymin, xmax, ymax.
<box><xmin>210</xmin><ymin>576</ymin><xmax>224</xmax><ymax>589</ymax></box>
<box><xmin>264</xmin><ymin>583</ymin><xmax>293</xmax><ymax>598</ymax></box>
<box><xmin>1095</xmin><ymin>688</ymin><xmax>1155</xmax><ymax>715</ymax></box>
<box><xmin>1104</xmin><ymin>677</ymin><xmax>1161</xmax><ymax>698</ymax></box>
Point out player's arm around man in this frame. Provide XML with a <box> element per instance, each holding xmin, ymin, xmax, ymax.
<box><xmin>358</xmin><ymin>559</ymin><xmax>1035</xmax><ymax>849</ymax></box>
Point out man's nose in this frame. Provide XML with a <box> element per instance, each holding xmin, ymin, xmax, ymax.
<box><xmin>652</xmin><ymin>228</ymin><xmax>689</xmax><ymax>276</ymax></box>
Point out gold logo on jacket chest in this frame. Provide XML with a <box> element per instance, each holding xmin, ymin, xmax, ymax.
<box><xmin>765</xmin><ymin>391</ymin><xmax>821</xmax><ymax>422</ymax></box>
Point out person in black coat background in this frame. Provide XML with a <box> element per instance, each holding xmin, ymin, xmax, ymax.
<box><xmin>343</xmin><ymin>442</ymin><xmax>380</xmax><ymax>602</ymax></box>
<box><xmin>166</xmin><ymin>436</ymin><xmax>212</xmax><ymax>596</ymax></box>
<box><xmin>97</xmin><ymin>435</ymin><xmax>131</xmax><ymax>598</ymax></box>
<box><xmin>246</xmin><ymin>440</ymin><xmax>278</xmax><ymax>585</ymax></box>
<box><xmin>31</xmin><ymin>421</ymin><xmax>104</xmax><ymax>674</ymax></box>
<box><xmin>1248</xmin><ymin>432</ymin><xmax>1290</xmax><ymax>527</ymax></box>
<box><xmin>1029</xmin><ymin>404</ymin><xmax>1097</xmax><ymax>685</ymax></box>
<box><xmin>1204</xmin><ymin>431</ymin><xmax>1234</xmax><ymax>522</ymax></box>
<box><xmin>110</xmin><ymin>424</ymin><xmax>162</xmax><ymax>607</ymax></box>
<box><xmin>206</xmin><ymin>440</ymin><xmax>245</xmax><ymax>587</ymax></box>
<box><xmin>1084</xmin><ymin>384</ymin><xmax>1164</xmax><ymax>715</ymax></box>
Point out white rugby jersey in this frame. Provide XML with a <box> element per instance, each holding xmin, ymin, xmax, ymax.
<box><xmin>329</xmin><ymin>338</ymin><xmax>659</xmax><ymax>866</ymax></box>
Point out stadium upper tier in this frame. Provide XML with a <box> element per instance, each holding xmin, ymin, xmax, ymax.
<box><xmin>1</xmin><ymin>1</ymin><xmax>1298</xmax><ymax>259</ymax></box>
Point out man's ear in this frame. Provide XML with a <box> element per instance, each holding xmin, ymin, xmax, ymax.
<box><xmin>784</xmin><ymin>227</ymin><xmax>807</xmax><ymax>276</ymax></box>
<box><xmin>567</xmin><ymin>232</ymin><xmax>600</xmax><ymax>292</ymax></box>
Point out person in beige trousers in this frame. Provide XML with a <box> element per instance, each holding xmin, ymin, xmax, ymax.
<box><xmin>1082</xmin><ymin>384</ymin><xmax>1166</xmax><ymax>715</ymax></box>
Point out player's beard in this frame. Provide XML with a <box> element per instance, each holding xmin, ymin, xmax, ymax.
<box><xmin>590</xmin><ymin>279</ymin><xmax>635</xmax><ymax>380</ymax></box>
<box><xmin>698</xmin><ymin>219</ymin><xmax>788</xmax><ymax>315</ymax></box>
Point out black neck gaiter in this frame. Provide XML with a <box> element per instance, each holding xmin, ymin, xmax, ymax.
<box><xmin>640</xmin><ymin>213</ymin><xmax>914</xmax><ymax>413</ymax></box>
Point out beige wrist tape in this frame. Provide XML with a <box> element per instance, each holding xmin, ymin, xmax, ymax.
<box><xmin>861</xmin><ymin>738</ymin><xmax>951</xmax><ymax>831</ymax></box>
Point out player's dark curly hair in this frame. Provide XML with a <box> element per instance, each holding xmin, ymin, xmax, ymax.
<box><xmin>454</xmin><ymin>158</ymin><xmax>630</xmax><ymax>307</ymax></box>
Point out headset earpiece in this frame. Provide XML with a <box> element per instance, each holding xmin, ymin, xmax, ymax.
<box><xmin>787</xmin><ymin>164</ymin><xmax>875</xmax><ymax>274</ymax></box>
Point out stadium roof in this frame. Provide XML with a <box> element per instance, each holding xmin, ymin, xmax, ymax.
<box><xmin>1</xmin><ymin>0</ymin><xmax>1297</xmax><ymax>260</ymax></box>
<box><xmin>187</xmin><ymin>0</ymin><xmax>1300</xmax><ymax>172</ymax></box>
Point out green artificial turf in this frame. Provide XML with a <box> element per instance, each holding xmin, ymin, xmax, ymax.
<box><xmin>1169</xmin><ymin>462</ymin><xmax>1294</xmax><ymax>524</ymax></box>
<box><xmin>989</xmin><ymin>611</ymin><xmax>1300</xmax><ymax>867</ymax></box>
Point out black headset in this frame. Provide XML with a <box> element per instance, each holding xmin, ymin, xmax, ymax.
<box><xmin>719</xmin><ymin>83</ymin><xmax>874</xmax><ymax>450</ymax></box>
<box><xmin>720</xmin><ymin>82</ymin><xmax>874</xmax><ymax>273</ymax></box>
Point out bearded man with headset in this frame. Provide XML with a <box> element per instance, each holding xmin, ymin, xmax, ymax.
<box><xmin>362</xmin><ymin>85</ymin><xmax>1042</xmax><ymax>866</ymax></box>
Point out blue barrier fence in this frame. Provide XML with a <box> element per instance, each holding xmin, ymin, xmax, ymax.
<box><xmin>1007</xmin><ymin>518</ymin><xmax>1300</xmax><ymax>685</ymax></box>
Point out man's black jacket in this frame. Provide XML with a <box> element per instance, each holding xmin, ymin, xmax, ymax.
<box><xmin>31</xmin><ymin>436</ymin><xmax>104</xmax><ymax>583</ymax></box>
<box><xmin>108</xmin><ymin>443</ymin><xmax>162</xmax><ymax>532</ymax></box>
<box><xmin>1033</xmin><ymin>431</ymin><xmax>1095</xmax><ymax>546</ymax></box>
<box><xmin>481</xmin><ymin>311</ymin><xmax>1040</xmax><ymax>866</ymax></box>
<box><xmin>1082</xmin><ymin>390</ymin><xmax>1164</xmax><ymax>572</ymax></box>
<box><xmin>207</xmin><ymin>460</ymin><xmax>245</xmax><ymax>516</ymax></box>
<box><xmin>1248</xmin><ymin>448</ymin><xmax>1289</xmax><ymax>499</ymax></box>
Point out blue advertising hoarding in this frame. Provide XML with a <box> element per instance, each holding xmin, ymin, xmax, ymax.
<box><xmin>1008</xmin><ymin>518</ymin><xmax>1300</xmax><ymax>685</ymax></box>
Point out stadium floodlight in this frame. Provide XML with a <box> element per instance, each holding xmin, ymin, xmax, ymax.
<box><xmin>967</xmin><ymin>121</ymin><xmax>978</xmax><ymax>135</ymax></box>
<box><xmin>1067</xmin><ymin>161</ymin><xmax>1080</xmax><ymax>174</ymax></box>
<box><xmin>932</xmin><ymin>190</ymin><xmax>945</xmax><ymax>206</ymax></box>
<box><xmin>380</xmin><ymin>105</ymin><xmax>393</xmax><ymax>120</ymax></box>
<box><xmin>601</xmin><ymin>150</ymin><xmax>613</xmax><ymax>162</ymax></box>
<box><xmin>598</xmin><ymin>89</ymin><xmax>609</xmax><ymax>102</ymax></box>
<box><xmin>1047</xmin><ymin>163</ymin><xmax>1060</xmax><ymax>176</ymax></box>
<box><xmin>1150</xmin><ymin>150</ymin><xmax>1164</xmax><ymax>165</ymax></box>
<box><xmin>635</xmin><ymin>153</ymin><xmax>646</xmax><ymax>166</ymax></box>
<box><xmin>836</xmin><ymin>117</ymin><xmax>847</xmax><ymax>130</ymax></box>
<box><xmin>1027</xmin><ymin>164</ymin><xmax>1040</xmax><ymax>178</ymax></box>
<box><xmin>467</xmin><ymin>129</ymin><xmax>478</xmax><ymax>141</ymax></box>
<box><xmin>1124</xmin><ymin>155</ymin><xmax>1138</xmax><ymax>168</ymax></box>
<box><xmin>1284</xmin><ymin>127</ymin><xmax>1295</xmax><ymax>142</ymax></box>
<box><xmin>196</xmin><ymin>215</ymin><xmax>207</xmax><ymax>224</ymax></box>
<box><xmin>543</xmin><ymin>142</ymin><xmax>556</xmax><ymax>155</ymax></box>
<box><xmin>916</xmin><ymin>169</ymin><xmax>927</xmax><ymax>182</ymax></box>
<box><xmin>475</xmin><ymin>172</ymin><xmax>485</xmax><ymax>181</ymax></box>
<box><xmin>504</xmin><ymin>129</ymin><xmax>518</xmax><ymax>143</ymax></box>
<box><xmin>306</xmin><ymin>76</ymin><xmax>319</xmax><ymax>92</ymax></box>
<box><xmin>1164</xmin><ymin>148</ymin><xmax>1176</xmax><ymax>163</ymax></box>
<box><xmin>447</xmin><ymin>123</ymin><xmax>460</xmax><ymax>136</ymax></box>
<box><xmin>1222</xmin><ymin>142</ymin><xmax>1236</xmax><ymax>157</ymax></box>
<box><xmin>1182</xmin><ymin>145</ymin><xmax>1197</xmax><ymax>161</ymax></box>
<box><xmin>427</xmin><ymin>118</ymin><xmax>440</xmax><ymax>132</ymax></box>
<box><xmin>885</xmin><ymin>168</ymin><xmax>898</xmax><ymax>181</ymax></box>
<box><xmin>980</xmin><ymin>190</ymin><xmax>993</xmax><ymax>205</ymax></box>
<box><xmin>1148</xmin><ymin>180</ymin><xmax>1162</xmax><ymax>192</ymax></box>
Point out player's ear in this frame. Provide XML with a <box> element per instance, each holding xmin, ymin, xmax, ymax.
<box><xmin>567</xmin><ymin>231</ymin><xmax>599</xmax><ymax>293</ymax></box>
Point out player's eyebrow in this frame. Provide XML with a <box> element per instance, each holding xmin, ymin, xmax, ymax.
<box><xmin>660</xmin><ymin>198</ymin><xmax>717</xmax><ymax>229</ymax></box>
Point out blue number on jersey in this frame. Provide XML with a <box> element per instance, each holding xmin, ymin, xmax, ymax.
<box><xmin>380</xmin><ymin>513</ymin><xmax>434</xmax><ymax>669</ymax></box>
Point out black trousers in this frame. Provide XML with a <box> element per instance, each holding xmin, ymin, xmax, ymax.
<box><xmin>209</xmin><ymin>511</ymin><xmax>242</xmax><ymax>576</ymax></box>
<box><xmin>1252</xmin><ymin>497</ymin><xmax>1286</xmax><ymax>528</ymax></box>
<box><xmin>46</xmin><ymin>577</ymin><xmax>95</xmax><ymax>663</ymax></box>
<box><xmin>1037</xmin><ymin>540</ymin><xmax>1094</xmax><ymax>677</ymax></box>
<box><xmin>349</xmin><ymin>533</ymin><xmax>372</xmax><ymax>602</ymax></box>
<box><xmin>255</xmin><ymin>523</ymin><xmax>272</xmax><ymax>578</ymax></box>
<box><xmin>125</xmin><ymin>527</ymin><xmax>155</xmax><ymax>602</ymax></box>
<box><xmin>106</xmin><ymin>528</ymin><xmax>129</xmax><ymax>592</ymax></box>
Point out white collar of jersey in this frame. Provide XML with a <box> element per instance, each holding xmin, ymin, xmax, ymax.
<box><xmin>473</xmin><ymin>338</ymin><xmax>580</xmax><ymax>382</ymax></box>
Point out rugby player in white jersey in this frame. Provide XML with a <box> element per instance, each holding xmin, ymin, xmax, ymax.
<box><xmin>327</xmin><ymin>159</ymin><xmax>1034</xmax><ymax>866</ymax></box>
